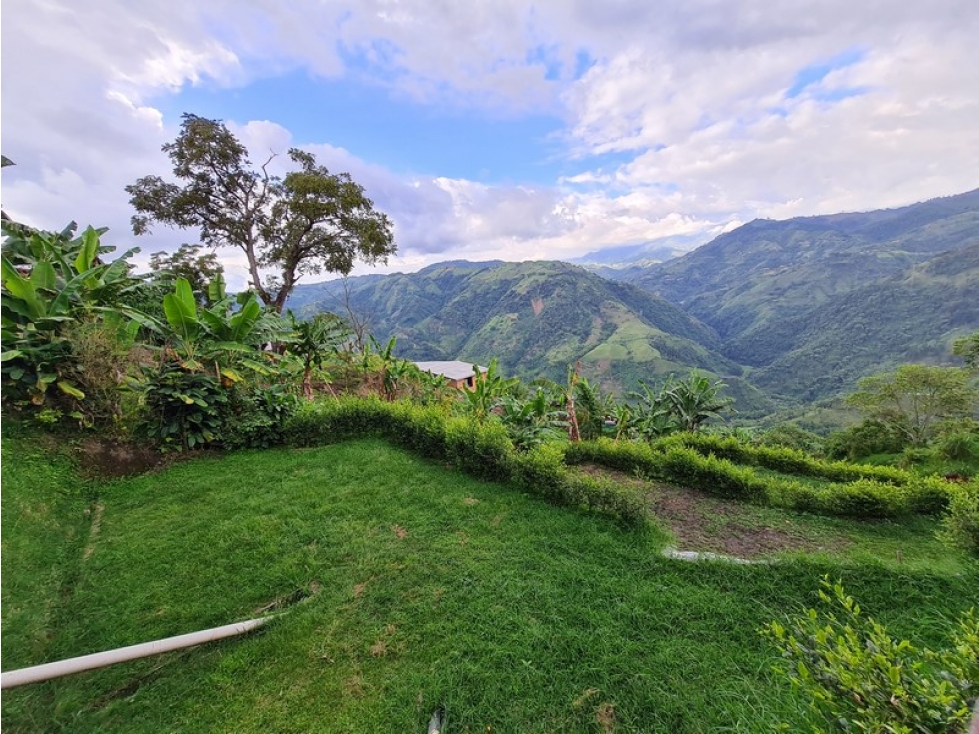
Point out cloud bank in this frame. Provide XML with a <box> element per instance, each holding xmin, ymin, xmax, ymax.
<box><xmin>3</xmin><ymin>0</ymin><xmax>977</xmax><ymax>288</ymax></box>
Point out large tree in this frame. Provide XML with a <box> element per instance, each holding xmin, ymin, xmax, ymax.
<box><xmin>845</xmin><ymin>364</ymin><xmax>977</xmax><ymax>447</ymax></box>
<box><xmin>127</xmin><ymin>114</ymin><xmax>395</xmax><ymax>312</ymax></box>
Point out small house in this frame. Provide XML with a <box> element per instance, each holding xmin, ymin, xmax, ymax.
<box><xmin>413</xmin><ymin>361</ymin><xmax>486</xmax><ymax>390</ymax></box>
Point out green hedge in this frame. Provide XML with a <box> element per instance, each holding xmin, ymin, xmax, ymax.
<box><xmin>284</xmin><ymin>397</ymin><xmax>647</xmax><ymax>526</ymax></box>
<box><xmin>565</xmin><ymin>436</ymin><xmax>951</xmax><ymax>519</ymax></box>
<box><xmin>658</xmin><ymin>433</ymin><xmax>912</xmax><ymax>485</ymax></box>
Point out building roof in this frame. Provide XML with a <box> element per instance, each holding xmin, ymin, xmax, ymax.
<box><xmin>413</xmin><ymin>361</ymin><xmax>487</xmax><ymax>381</ymax></box>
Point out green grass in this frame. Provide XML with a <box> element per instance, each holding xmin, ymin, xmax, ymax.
<box><xmin>2</xmin><ymin>435</ymin><xmax>977</xmax><ymax>732</ymax></box>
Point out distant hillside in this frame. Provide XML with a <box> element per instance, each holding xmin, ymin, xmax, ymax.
<box><xmin>748</xmin><ymin>242</ymin><xmax>979</xmax><ymax>401</ymax></box>
<box><xmin>626</xmin><ymin>189</ymin><xmax>979</xmax><ymax>400</ymax></box>
<box><xmin>633</xmin><ymin>189</ymin><xmax>979</xmax><ymax>338</ymax></box>
<box><xmin>289</xmin><ymin>260</ymin><xmax>772</xmax><ymax>412</ymax></box>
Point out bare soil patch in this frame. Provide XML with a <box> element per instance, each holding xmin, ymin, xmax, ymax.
<box><xmin>74</xmin><ymin>437</ymin><xmax>203</xmax><ymax>478</ymax></box>
<box><xmin>577</xmin><ymin>463</ymin><xmax>847</xmax><ymax>559</ymax></box>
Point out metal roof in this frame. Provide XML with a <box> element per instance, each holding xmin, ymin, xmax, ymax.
<box><xmin>413</xmin><ymin>361</ymin><xmax>487</xmax><ymax>381</ymax></box>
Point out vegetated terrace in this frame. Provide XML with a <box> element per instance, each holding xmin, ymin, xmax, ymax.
<box><xmin>2</xmin><ymin>424</ymin><xmax>975</xmax><ymax>733</ymax></box>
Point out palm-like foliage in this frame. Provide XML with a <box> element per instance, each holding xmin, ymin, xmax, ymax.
<box><xmin>1</xmin><ymin>223</ymin><xmax>140</xmax><ymax>408</ymax></box>
<box><xmin>499</xmin><ymin>386</ymin><xmax>568</xmax><ymax>449</ymax></box>
<box><xmin>460</xmin><ymin>358</ymin><xmax>519</xmax><ymax>423</ymax></box>
<box><xmin>287</xmin><ymin>312</ymin><xmax>349</xmax><ymax>399</ymax></box>
<box><xmin>662</xmin><ymin>372</ymin><xmax>733</xmax><ymax>432</ymax></box>
<box><xmin>629</xmin><ymin>379</ymin><xmax>680</xmax><ymax>440</ymax></box>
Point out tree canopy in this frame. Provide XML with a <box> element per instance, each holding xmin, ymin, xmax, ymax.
<box><xmin>127</xmin><ymin>114</ymin><xmax>395</xmax><ymax>312</ymax></box>
<box><xmin>845</xmin><ymin>364</ymin><xmax>977</xmax><ymax>447</ymax></box>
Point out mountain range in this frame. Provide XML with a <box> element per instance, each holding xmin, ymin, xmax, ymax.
<box><xmin>289</xmin><ymin>188</ymin><xmax>979</xmax><ymax>414</ymax></box>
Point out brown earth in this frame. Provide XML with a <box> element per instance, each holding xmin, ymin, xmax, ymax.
<box><xmin>75</xmin><ymin>437</ymin><xmax>203</xmax><ymax>478</ymax></box>
<box><xmin>577</xmin><ymin>464</ymin><xmax>847</xmax><ymax>559</ymax></box>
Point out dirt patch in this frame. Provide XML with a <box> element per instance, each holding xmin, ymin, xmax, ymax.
<box><xmin>577</xmin><ymin>464</ymin><xmax>846</xmax><ymax>560</ymax></box>
<box><xmin>74</xmin><ymin>437</ymin><xmax>204</xmax><ymax>478</ymax></box>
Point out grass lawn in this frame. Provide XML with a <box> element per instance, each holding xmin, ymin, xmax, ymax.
<box><xmin>2</xmin><ymin>433</ymin><xmax>976</xmax><ymax>732</ymax></box>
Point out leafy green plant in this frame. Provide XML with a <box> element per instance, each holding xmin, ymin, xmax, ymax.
<box><xmin>459</xmin><ymin>358</ymin><xmax>519</xmax><ymax>423</ymax></box>
<box><xmin>2</xmin><ymin>222</ymin><xmax>140</xmax><ymax>413</ymax></box>
<box><xmin>218</xmin><ymin>382</ymin><xmax>299</xmax><ymax>450</ymax></box>
<box><xmin>938</xmin><ymin>481</ymin><xmax>979</xmax><ymax>556</ymax></box>
<box><xmin>499</xmin><ymin>387</ymin><xmax>567</xmax><ymax>450</ymax></box>
<box><xmin>629</xmin><ymin>379</ymin><xmax>680</xmax><ymax>440</ymax></box>
<box><xmin>763</xmin><ymin>577</ymin><xmax>979</xmax><ymax>733</ymax></box>
<box><xmin>286</xmin><ymin>311</ymin><xmax>349</xmax><ymax>399</ymax></box>
<box><xmin>134</xmin><ymin>361</ymin><xmax>228</xmax><ymax>450</ymax></box>
<box><xmin>662</xmin><ymin>371</ymin><xmax>733</xmax><ymax>432</ymax></box>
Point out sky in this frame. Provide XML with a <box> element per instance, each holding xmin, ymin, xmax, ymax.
<box><xmin>2</xmin><ymin>0</ymin><xmax>978</xmax><ymax>290</ymax></box>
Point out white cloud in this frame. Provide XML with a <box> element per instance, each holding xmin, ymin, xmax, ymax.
<box><xmin>2</xmin><ymin>0</ymin><xmax>978</xmax><ymax>289</ymax></box>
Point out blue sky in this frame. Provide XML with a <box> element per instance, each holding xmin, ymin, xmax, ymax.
<box><xmin>157</xmin><ymin>71</ymin><xmax>570</xmax><ymax>183</ymax></box>
<box><xmin>3</xmin><ymin>0</ymin><xmax>978</xmax><ymax>288</ymax></box>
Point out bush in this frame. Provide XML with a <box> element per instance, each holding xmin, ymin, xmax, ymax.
<box><xmin>219</xmin><ymin>383</ymin><xmax>299</xmax><ymax>450</ymax></box>
<box><xmin>815</xmin><ymin>479</ymin><xmax>908</xmax><ymax>519</ymax></box>
<box><xmin>939</xmin><ymin>481</ymin><xmax>979</xmax><ymax>556</ymax></box>
<box><xmin>763</xmin><ymin>578</ymin><xmax>979</xmax><ymax>733</ymax></box>
<box><xmin>660</xmin><ymin>432</ymin><xmax>913</xmax><ymax>486</ymax></box>
<box><xmin>755</xmin><ymin>424</ymin><xmax>824</xmax><ymax>455</ymax></box>
<box><xmin>824</xmin><ymin>419</ymin><xmax>907</xmax><ymax>461</ymax></box>
<box><xmin>569</xmin><ymin>435</ymin><xmax>950</xmax><ymax>519</ymax></box>
<box><xmin>933</xmin><ymin>430</ymin><xmax>979</xmax><ymax>464</ymax></box>
<box><xmin>135</xmin><ymin>364</ymin><xmax>228</xmax><ymax>451</ymax></box>
<box><xmin>565</xmin><ymin>438</ymin><xmax>664</xmax><ymax>479</ymax></box>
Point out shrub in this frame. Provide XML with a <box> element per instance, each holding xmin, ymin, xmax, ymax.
<box><xmin>933</xmin><ymin>430</ymin><xmax>979</xmax><ymax>464</ymax></box>
<box><xmin>444</xmin><ymin>416</ymin><xmax>514</xmax><ymax>483</ymax></box>
<box><xmin>658</xmin><ymin>446</ymin><xmax>768</xmax><ymax>501</ymax></box>
<box><xmin>219</xmin><ymin>383</ymin><xmax>299</xmax><ymax>450</ymax></box>
<box><xmin>938</xmin><ymin>481</ymin><xmax>979</xmax><ymax>556</ymax></box>
<box><xmin>565</xmin><ymin>438</ymin><xmax>664</xmax><ymax>479</ymax></box>
<box><xmin>661</xmin><ymin>432</ymin><xmax>913</xmax><ymax>486</ymax></box>
<box><xmin>824</xmin><ymin>419</ymin><xmax>907</xmax><ymax>461</ymax></box>
<box><xmin>815</xmin><ymin>479</ymin><xmax>908</xmax><ymax>519</ymax></box>
<box><xmin>134</xmin><ymin>364</ymin><xmax>228</xmax><ymax>451</ymax></box>
<box><xmin>763</xmin><ymin>578</ymin><xmax>979</xmax><ymax>733</ymax></box>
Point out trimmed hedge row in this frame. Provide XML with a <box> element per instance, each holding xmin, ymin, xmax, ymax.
<box><xmin>657</xmin><ymin>433</ymin><xmax>912</xmax><ymax>485</ymax></box>
<box><xmin>283</xmin><ymin>397</ymin><xmax>648</xmax><ymax>526</ymax></box>
<box><xmin>565</xmin><ymin>438</ymin><xmax>950</xmax><ymax>519</ymax></box>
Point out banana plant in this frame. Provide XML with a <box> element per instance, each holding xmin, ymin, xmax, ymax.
<box><xmin>286</xmin><ymin>311</ymin><xmax>349</xmax><ymax>399</ymax></box>
<box><xmin>134</xmin><ymin>277</ymin><xmax>288</xmax><ymax>383</ymax></box>
<box><xmin>662</xmin><ymin>372</ymin><xmax>733</xmax><ymax>431</ymax></box>
<box><xmin>460</xmin><ymin>358</ymin><xmax>519</xmax><ymax>423</ymax></box>
<box><xmin>629</xmin><ymin>378</ymin><xmax>681</xmax><ymax>440</ymax></box>
<box><xmin>499</xmin><ymin>386</ymin><xmax>568</xmax><ymax>449</ymax></box>
<box><xmin>1</xmin><ymin>224</ymin><xmax>140</xmax><ymax>407</ymax></box>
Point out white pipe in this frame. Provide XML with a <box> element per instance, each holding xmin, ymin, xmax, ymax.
<box><xmin>1</xmin><ymin>617</ymin><xmax>273</xmax><ymax>689</ymax></box>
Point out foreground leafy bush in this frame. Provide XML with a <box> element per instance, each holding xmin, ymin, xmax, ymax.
<box><xmin>939</xmin><ymin>481</ymin><xmax>979</xmax><ymax>556</ymax></box>
<box><xmin>218</xmin><ymin>383</ymin><xmax>299</xmax><ymax>450</ymax></box>
<box><xmin>763</xmin><ymin>578</ymin><xmax>979</xmax><ymax>733</ymax></box>
<box><xmin>135</xmin><ymin>364</ymin><xmax>228</xmax><ymax>450</ymax></box>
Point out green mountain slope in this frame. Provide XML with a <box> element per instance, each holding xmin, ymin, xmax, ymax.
<box><xmin>749</xmin><ymin>243</ymin><xmax>979</xmax><ymax>401</ymax></box>
<box><xmin>634</xmin><ymin>189</ymin><xmax>979</xmax><ymax>345</ymax></box>
<box><xmin>627</xmin><ymin>189</ymin><xmax>979</xmax><ymax>401</ymax></box>
<box><xmin>289</xmin><ymin>260</ymin><xmax>765</xmax><ymax>406</ymax></box>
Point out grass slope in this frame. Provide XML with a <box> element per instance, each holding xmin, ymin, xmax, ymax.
<box><xmin>2</xmin><ymin>438</ymin><xmax>976</xmax><ymax>732</ymax></box>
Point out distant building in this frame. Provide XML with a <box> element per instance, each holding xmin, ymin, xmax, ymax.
<box><xmin>413</xmin><ymin>361</ymin><xmax>487</xmax><ymax>390</ymax></box>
